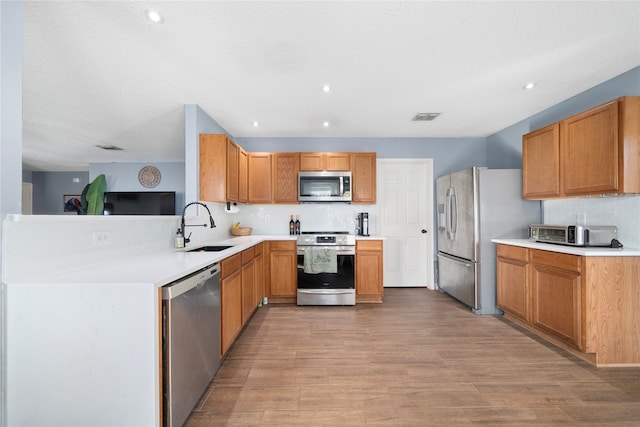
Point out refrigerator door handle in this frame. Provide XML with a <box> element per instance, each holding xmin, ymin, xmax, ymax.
<box><xmin>448</xmin><ymin>187</ymin><xmax>457</xmax><ymax>239</ymax></box>
<box><xmin>445</xmin><ymin>188</ymin><xmax>452</xmax><ymax>239</ymax></box>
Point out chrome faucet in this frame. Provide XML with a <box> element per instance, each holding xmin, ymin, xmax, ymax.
<box><xmin>179</xmin><ymin>202</ymin><xmax>216</xmax><ymax>245</ymax></box>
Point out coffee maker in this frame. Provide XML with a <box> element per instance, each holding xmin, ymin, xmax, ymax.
<box><xmin>356</xmin><ymin>212</ymin><xmax>369</xmax><ymax>236</ymax></box>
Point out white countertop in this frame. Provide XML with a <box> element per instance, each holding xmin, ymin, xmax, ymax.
<box><xmin>20</xmin><ymin>234</ymin><xmax>385</xmax><ymax>287</ymax></box>
<box><xmin>492</xmin><ymin>238</ymin><xmax>640</xmax><ymax>256</ymax></box>
<box><xmin>19</xmin><ymin>235</ymin><xmax>292</xmax><ymax>287</ymax></box>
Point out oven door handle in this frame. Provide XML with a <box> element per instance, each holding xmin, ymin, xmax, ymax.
<box><xmin>297</xmin><ymin>289</ymin><xmax>355</xmax><ymax>295</ymax></box>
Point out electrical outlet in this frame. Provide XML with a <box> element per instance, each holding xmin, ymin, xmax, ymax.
<box><xmin>92</xmin><ymin>231</ymin><xmax>112</xmax><ymax>246</ymax></box>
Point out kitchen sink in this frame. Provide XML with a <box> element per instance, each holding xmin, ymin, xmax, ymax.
<box><xmin>187</xmin><ymin>245</ymin><xmax>234</xmax><ymax>252</ymax></box>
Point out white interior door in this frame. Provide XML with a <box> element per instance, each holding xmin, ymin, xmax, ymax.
<box><xmin>377</xmin><ymin>159</ymin><xmax>434</xmax><ymax>289</ymax></box>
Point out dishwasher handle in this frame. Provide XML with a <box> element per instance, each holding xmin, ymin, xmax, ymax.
<box><xmin>162</xmin><ymin>263</ymin><xmax>220</xmax><ymax>300</ymax></box>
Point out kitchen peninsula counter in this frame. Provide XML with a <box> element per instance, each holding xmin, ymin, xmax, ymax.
<box><xmin>1</xmin><ymin>217</ymin><xmax>297</xmax><ymax>427</ymax></box>
<box><xmin>10</xmin><ymin>234</ymin><xmax>296</xmax><ymax>287</ymax></box>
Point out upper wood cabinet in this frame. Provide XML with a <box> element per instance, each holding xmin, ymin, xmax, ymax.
<box><xmin>247</xmin><ymin>153</ymin><xmax>272</xmax><ymax>204</ymax></box>
<box><xmin>351</xmin><ymin>152</ymin><xmax>377</xmax><ymax>204</ymax></box>
<box><xmin>272</xmin><ymin>153</ymin><xmax>299</xmax><ymax>204</ymax></box>
<box><xmin>238</xmin><ymin>147</ymin><xmax>248</xmax><ymax>203</ymax></box>
<box><xmin>300</xmin><ymin>152</ymin><xmax>351</xmax><ymax>171</ymax></box>
<box><xmin>522</xmin><ymin>123</ymin><xmax>561</xmax><ymax>199</ymax></box>
<box><xmin>522</xmin><ymin>96</ymin><xmax>640</xmax><ymax>199</ymax></box>
<box><xmin>199</xmin><ymin>134</ymin><xmax>239</xmax><ymax>203</ymax></box>
<box><xmin>199</xmin><ymin>141</ymin><xmax>378</xmax><ymax>205</ymax></box>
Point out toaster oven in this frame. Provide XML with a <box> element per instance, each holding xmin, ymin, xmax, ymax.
<box><xmin>529</xmin><ymin>224</ymin><xmax>620</xmax><ymax>247</ymax></box>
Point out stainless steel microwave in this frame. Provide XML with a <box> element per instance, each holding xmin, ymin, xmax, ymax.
<box><xmin>298</xmin><ymin>171</ymin><xmax>352</xmax><ymax>203</ymax></box>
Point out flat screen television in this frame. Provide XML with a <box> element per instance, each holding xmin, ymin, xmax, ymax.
<box><xmin>103</xmin><ymin>191</ymin><xmax>176</xmax><ymax>215</ymax></box>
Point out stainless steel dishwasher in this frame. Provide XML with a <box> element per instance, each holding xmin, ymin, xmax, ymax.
<box><xmin>162</xmin><ymin>263</ymin><xmax>220</xmax><ymax>427</ymax></box>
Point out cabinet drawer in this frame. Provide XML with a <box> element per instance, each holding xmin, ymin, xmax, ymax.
<box><xmin>221</xmin><ymin>253</ymin><xmax>242</xmax><ymax>278</ymax></box>
<box><xmin>356</xmin><ymin>240</ymin><xmax>382</xmax><ymax>251</ymax></box>
<box><xmin>531</xmin><ymin>249</ymin><xmax>581</xmax><ymax>273</ymax></box>
<box><xmin>269</xmin><ymin>240</ymin><xmax>296</xmax><ymax>251</ymax></box>
<box><xmin>254</xmin><ymin>242</ymin><xmax>263</xmax><ymax>256</ymax></box>
<box><xmin>242</xmin><ymin>246</ymin><xmax>255</xmax><ymax>264</ymax></box>
<box><xmin>496</xmin><ymin>244</ymin><xmax>529</xmax><ymax>262</ymax></box>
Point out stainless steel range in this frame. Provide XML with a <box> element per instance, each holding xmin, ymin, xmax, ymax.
<box><xmin>296</xmin><ymin>231</ymin><xmax>356</xmax><ymax>306</ymax></box>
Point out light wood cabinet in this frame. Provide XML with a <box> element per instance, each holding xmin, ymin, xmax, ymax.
<box><xmin>200</xmin><ymin>144</ymin><xmax>378</xmax><ymax>205</ymax></box>
<box><xmin>272</xmin><ymin>153</ymin><xmax>299</xmax><ymax>204</ymax></box>
<box><xmin>522</xmin><ymin>123</ymin><xmax>561</xmax><ymax>199</ymax></box>
<box><xmin>355</xmin><ymin>240</ymin><xmax>383</xmax><ymax>303</ymax></box>
<box><xmin>241</xmin><ymin>247</ymin><xmax>256</xmax><ymax>325</ymax></box>
<box><xmin>522</xmin><ymin>96</ymin><xmax>640</xmax><ymax>199</ymax></box>
<box><xmin>351</xmin><ymin>152</ymin><xmax>377</xmax><ymax>204</ymax></box>
<box><xmin>266</xmin><ymin>240</ymin><xmax>297</xmax><ymax>298</ymax></box>
<box><xmin>199</xmin><ymin>134</ymin><xmax>239</xmax><ymax>203</ymax></box>
<box><xmin>247</xmin><ymin>152</ymin><xmax>272</xmax><ymax>203</ymax></box>
<box><xmin>496</xmin><ymin>243</ymin><xmax>640</xmax><ymax>366</ymax></box>
<box><xmin>300</xmin><ymin>152</ymin><xmax>351</xmax><ymax>171</ymax></box>
<box><xmin>253</xmin><ymin>243</ymin><xmax>264</xmax><ymax>307</ymax></box>
<box><xmin>238</xmin><ymin>147</ymin><xmax>248</xmax><ymax>203</ymax></box>
<box><xmin>530</xmin><ymin>250</ymin><xmax>583</xmax><ymax>349</ymax></box>
<box><xmin>496</xmin><ymin>244</ymin><xmax>530</xmax><ymax>322</ymax></box>
<box><xmin>220</xmin><ymin>253</ymin><xmax>242</xmax><ymax>356</ymax></box>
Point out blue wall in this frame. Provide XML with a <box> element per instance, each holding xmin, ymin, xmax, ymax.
<box><xmin>236</xmin><ymin>137</ymin><xmax>486</xmax><ymax>179</ymax></box>
<box><xmin>487</xmin><ymin>66</ymin><xmax>640</xmax><ymax>168</ymax></box>
<box><xmin>89</xmin><ymin>162</ymin><xmax>185</xmax><ymax>213</ymax></box>
<box><xmin>32</xmin><ymin>171</ymin><xmax>89</xmax><ymax>214</ymax></box>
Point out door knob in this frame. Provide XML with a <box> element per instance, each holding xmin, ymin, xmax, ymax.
<box><xmin>421</xmin><ymin>229</ymin><xmax>428</xmax><ymax>234</ymax></box>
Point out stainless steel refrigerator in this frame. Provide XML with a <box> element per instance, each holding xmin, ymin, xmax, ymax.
<box><xmin>436</xmin><ymin>167</ymin><xmax>540</xmax><ymax>314</ymax></box>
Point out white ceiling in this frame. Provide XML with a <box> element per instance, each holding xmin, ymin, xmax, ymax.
<box><xmin>21</xmin><ymin>1</ymin><xmax>640</xmax><ymax>172</ymax></box>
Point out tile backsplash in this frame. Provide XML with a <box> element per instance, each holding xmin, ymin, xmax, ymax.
<box><xmin>544</xmin><ymin>195</ymin><xmax>640</xmax><ymax>248</ymax></box>
<box><xmin>227</xmin><ymin>203</ymin><xmax>377</xmax><ymax>235</ymax></box>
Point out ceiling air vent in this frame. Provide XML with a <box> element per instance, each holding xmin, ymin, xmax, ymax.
<box><xmin>96</xmin><ymin>144</ymin><xmax>124</xmax><ymax>151</ymax></box>
<box><xmin>411</xmin><ymin>113</ymin><xmax>441</xmax><ymax>121</ymax></box>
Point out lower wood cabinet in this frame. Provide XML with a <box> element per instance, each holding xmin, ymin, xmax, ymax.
<box><xmin>530</xmin><ymin>251</ymin><xmax>583</xmax><ymax>349</ymax></box>
<box><xmin>266</xmin><ymin>240</ymin><xmax>297</xmax><ymax>299</ymax></box>
<box><xmin>241</xmin><ymin>247</ymin><xmax>256</xmax><ymax>325</ymax></box>
<box><xmin>253</xmin><ymin>243</ymin><xmax>264</xmax><ymax>306</ymax></box>
<box><xmin>220</xmin><ymin>253</ymin><xmax>242</xmax><ymax>356</ymax></box>
<box><xmin>496</xmin><ymin>245</ymin><xmax>530</xmax><ymax>322</ymax></box>
<box><xmin>496</xmin><ymin>243</ymin><xmax>640</xmax><ymax>366</ymax></box>
<box><xmin>355</xmin><ymin>240</ymin><xmax>383</xmax><ymax>303</ymax></box>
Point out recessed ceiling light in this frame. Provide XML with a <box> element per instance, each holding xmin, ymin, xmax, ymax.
<box><xmin>145</xmin><ymin>10</ymin><xmax>164</xmax><ymax>23</ymax></box>
<box><xmin>323</xmin><ymin>121</ymin><xmax>330</xmax><ymax>127</ymax></box>
<box><xmin>252</xmin><ymin>121</ymin><xmax>259</xmax><ymax>127</ymax></box>
<box><xmin>523</xmin><ymin>82</ymin><xmax>536</xmax><ymax>90</ymax></box>
<box><xmin>322</xmin><ymin>84</ymin><xmax>331</xmax><ymax>93</ymax></box>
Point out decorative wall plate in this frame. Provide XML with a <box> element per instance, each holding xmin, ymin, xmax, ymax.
<box><xmin>138</xmin><ymin>166</ymin><xmax>161</xmax><ymax>188</ymax></box>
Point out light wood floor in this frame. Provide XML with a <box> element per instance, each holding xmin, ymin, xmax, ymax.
<box><xmin>185</xmin><ymin>288</ymin><xmax>640</xmax><ymax>426</ymax></box>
